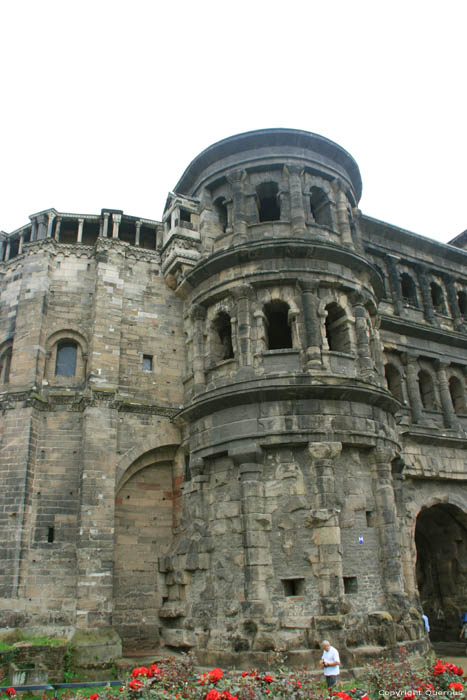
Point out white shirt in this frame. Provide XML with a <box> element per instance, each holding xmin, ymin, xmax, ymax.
<box><xmin>321</xmin><ymin>646</ymin><xmax>340</xmax><ymax>676</ymax></box>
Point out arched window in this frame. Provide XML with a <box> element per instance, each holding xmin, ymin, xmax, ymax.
<box><xmin>212</xmin><ymin>311</ymin><xmax>234</xmax><ymax>361</ymax></box>
<box><xmin>264</xmin><ymin>300</ymin><xmax>292</xmax><ymax>350</ymax></box>
<box><xmin>325</xmin><ymin>303</ymin><xmax>351</xmax><ymax>353</ymax></box>
<box><xmin>0</xmin><ymin>346</ymin><xmax>12</xmax><ymax>384</ymax></box>
<box><xmin>385</xmin><ymin>363</ymin><xmax>404</xmax><ymax>403</ymax></box>
<box><xmin>309</xmin><ymin>187</ymin><xmax>332</xmax><ymax>227</ymax></box>
<box><xmin>374</xmin><ymin>264</ymin><xmax>387</xmax><ymax>297</ymax></box>
<box><xmin>458</xmin><ymin>290</ymin><xmax>467</xmax><ymax>317</ymax></box>
<box><xmin>449</xmin><ymin>376</ymin><xmax>466</xmax><ymax>414</ymax></box>
<box><xmin>418</xmin><ymin>370</ymin><xmax>436</xmax><ymax>410</ymax></box>
<box><xmin>55</xmin><ymin>341</ymin><xmax>78</xmax><ymax>376</ymax></box>
<box><xmin>256</xmin><ymin>182</ymin><xmax>280</xmax><ymax>222</ymax></box>
<box><xmin>400</xmin><ymin>273</ymin><xmax>418</xmax><ymax>306</ymax></box>
<box><xmin>213</xmin><ymin>198</ymin><xmax>228</xmax><ymax>233</ymax></box>
<box><xmin>430</xmin><ymin>282</ymin><xmax>445</xmax><ymax>314</ymax></box>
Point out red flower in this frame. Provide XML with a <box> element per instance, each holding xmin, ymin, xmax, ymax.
<box><xmin>131</xmin><ymin>666</ymin><xmax>149</xmax><ymax>678</ymax></box>
<box><xmin>293</xmin><ymin>680</ymin><xmax>302</xmax><ymax>689</ymax></box>
<box><xmin>5</xmin><ymin>690</ymin><xmax>16</xmax><ymax>697</ymax></box>
<box><xmin>456</xmin><ymin>667</ymin><xmax>464</xmax><ymax>676</ymax></box>
<box><xmin>148</xmin><ymin>665</ymin><xmax>162</xmax><ymax>678</ymax></box>
<box><xmin>205</xmin><ymin>690</ymin><xmax>220</xmax><ymax>700</ymax></box>
<box><xmin>449</xmin><ymin>682</ymin><xmax>464</xmax><ymax>691</ymax></box>
<box><xmin>208</xmin><ymin>668</ymin><xmax>223</xmax><ymax>683</ymax></box>
<box><xmin>402</xmin><ymin>692</ymin><xmax>415</xmax><ymax>700</ymax></box>
<box><xmin>361</xmin><ymin>695</ymin><xmax>369</xmax><ymax>700</ymax></box>
<box><xmin>434</xmin><ymin>660</ymin><xmax>447</xmax><ymax>675</ymax></box>
<box><xmin>241</xmin><ymin>672</ymin><xmax>249</xmax><ymax>678</ymax></box>
<box><xmin>89</xmin><ymin>694</ymin><xmax>99</xmax><ymax>700</ymax></box>
<box><xmin>128</xmin><ymin>679</ymin><xmax>143</xmax><ymax>691</ymax></box>
<box><xmin>262</xmin><ymin>675</ymin><xmax>274</xmax><ymax>684</ymax></box>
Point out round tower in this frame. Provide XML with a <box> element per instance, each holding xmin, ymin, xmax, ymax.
<box><xmin>159</xmin><ymin>130</ymin><xmax>427</xmax><ymax>666</ymax></box>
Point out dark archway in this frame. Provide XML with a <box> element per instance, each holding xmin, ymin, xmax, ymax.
<box><xmin>415</xmin><ymin>503</ymin><xmax>467</xmax><ymax>641</ymax></box>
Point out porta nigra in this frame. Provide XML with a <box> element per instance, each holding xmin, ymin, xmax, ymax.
<box><xmin>0</xmin><ymin>129</ymin><xmax>466</xmax><ymax>668</ymax></box>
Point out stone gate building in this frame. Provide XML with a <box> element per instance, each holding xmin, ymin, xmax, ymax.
<box><xmin>1</xmin><ymin>129</ymin><xmax>466</xmax><ymax>667</ymax></box>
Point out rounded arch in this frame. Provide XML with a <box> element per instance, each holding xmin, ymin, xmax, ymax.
<box><xmin>45</xmin><ymin>328</ymin><xmax>88</xmax><ymax>385</ymax></box>
<box><xmin>113</xmin><ymin>439</ymin><xmax>181</xmax><ymax>650</ymax></box>
<box><xmin>115</xmin><ymin>429</ymin><xmax>181</xmax><ymax>489</ymax></box>
<box><xmin>415</xmin><ymin>500</ymin><xmax>467</xmax><ymax>640</ymax></box>
<box><xmin>448</xmin><ymin>374</ymin><xmax>466</xmax><ymax>414</ymax></box>
<box><xmin>385</xmin><ymin>362</ymin><xmax>404</xmax><ymax>403</ymax></box>
<box><xmin>0</xmin><ymin>339</ymin><xmax>13</xmax><ymax>384</ymax></box>
<box><xmin>263</xmin><ymin>299</ymin><xmax>292</xmax><ymax>349</ymax></box>
<box><xmin>324</xmin><ymin>301</ymin><xmax>352</xmax><ymax>353</ymax></box>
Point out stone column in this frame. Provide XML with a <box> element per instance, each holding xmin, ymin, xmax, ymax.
<box><xmin>403</xmin><ymin>354</ymin><xmax>423</xmax><ymax>424</ymax></box>
<box><xmin>30</xmin><ymin>218</ymin><xmax>38</xmax><ymax>241</ymax></box>
<box><xmin>353</xmin><ymin>300</ymin><xmax>374</xmax><ymax>378</ymax></box>
<box><xmin>308</xmin><ymin>441</ymin><xmax>343</xmax><ymax>614</ymax></box>
<box><xmin>228</xmin><ymin>170</ymin><xmax>248</xmax><ymax>241</ymax></box>
<box><xmin>112</xmin><ymin>213</ymin><xmax>121</xmax><ymax>239</ymax></box>
<box><xmin>371</xmin><ymin>447</ymin><xmax>405</xmax><ymax>596</ymax></box>
<box><xmin>18</xmin><ymin>234</ymin><xmax>24</xmax><ymax>255</ymax></box>
<box><xmin>101</xmin><ymin>212</ymin><xmax>110</xmax><ymax>238</ymax></box>
<box><xmin>300</xmin><ymin>282</ymin><xmax>322</xmax><ymax>369</ymax></box>
<box><xmin>46</xmin><ymin>212</ymin><xmax>55</xmax><ymax>238</ymax></box>
<box><xmin>436</xmin><ymin>360</ymin><xmax>458</xmax><ymax>429</ymax></box>
<box><xmin>37</xmin><ymin>215</ymin><xmax>48</xmax><ymax>240</ymax></box>
<box><xmin>444</xmin><ymin>276</ymin><xmax>465</xmax><ymax>331</ymax></box>
<box><xmin>190</xmin><ymin>304</ymin><xmax>206</xmax><ymax>393</ymax></box>
<box><xmin>231</xmin><ymin>446</ymin><xmax>271</xmax><ymax>602</ymax></box>
<box><xmin>4</xmin><ymin>240</ymin><xmax>11</xmax><ymax>261</ymax></box>
<box><xmin>415</xmin><ymin>264</ymin><xmax>435</xmax><ymax>324</ymax></box>
<box><xmin>77</xmin><ymin>218</ymin><xmax>84</xmax><ymax>243</ymax></box>
<box><xmin>385</xmin><ymin>255</ymin><xmax>403</xmax><ymax>316</ymax></box>
<box><xmin>335</xmin><ymin>186</ymin><xmax>352</xmax><ymax>245</ymax></box>
<box><xmin>231</xmin><ymin>284</ymin><xmax>254</xmax><ymax>370</ymax></box>
<box><xmin>135</xmin><ymin>220</ymin><xmax>141</xmax><ymax>246</ymax></box>
<box><xmin>287</xmin><ymin>166</ymin><xmax>306</xmax><ymax>234</ymax></box>
<box><xmin>54</xmin><ymin>218</ymin><xmax>62</xmax><ymax>241</ymax></box>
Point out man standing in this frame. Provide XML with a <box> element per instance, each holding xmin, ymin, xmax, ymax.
<box><xmin>320</xmin><ymin>639</ymin><xmax>341</xmax><ymax>689</ymax></box>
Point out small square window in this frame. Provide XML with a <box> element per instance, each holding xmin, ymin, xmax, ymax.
<box><xmin>142</xmin><ymin>354</ymin><xmax>153</xmax><ymax>372</ymax></box>
<box><xmin>281</xmin><ymin>578</ymin><xmax>304</xmax><ymax>597</ymax></box>
<box><xmin>343</xmin><ymin>576</ymin><xmax>358</xmax><ymax>594</ymax></box>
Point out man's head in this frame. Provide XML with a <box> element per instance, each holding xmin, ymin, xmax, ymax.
<box><xmin>321</xmin><ymin>640</ymin><xmax>331</xmax><ymax>650</ymax></box>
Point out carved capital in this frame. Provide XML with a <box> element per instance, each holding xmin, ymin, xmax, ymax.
<box><xmin>308</xmin><ymin>441</ymin><xmax>342</xmax><ymax>462</ymax></box>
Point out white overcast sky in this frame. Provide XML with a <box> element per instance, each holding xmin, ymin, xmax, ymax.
<box><xmin>1</xmin><ymin>0</ymin><xmax>466</xmax><ymax>243</ymax></box>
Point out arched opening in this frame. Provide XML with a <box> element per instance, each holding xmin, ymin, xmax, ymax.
<box><xmin>55</xmin><ymin>341</ymin><xmax>78</xmax><ymax>376</ymax></box>
<box><xmin>458</xmin><ymin>290</ymin><xmax>467</xmax><ymax>317</ymax></box>
<box><xmin>309</xmin><ymin>187</ymin><xmax>332</xmax><ymax>227</ymax></box>
<box><xmin>415</xmin><ymin>503</ymin><xmax>467</xmax><ymax>640</ymax></box>
<box><xmin>0</xmin><ymin>345</ymin><xmax>12</xmax><ymax>384</ymax></box>
<box><xmin>213</xmin><ymin>197</ymin><xmax>228</xmax><ymax>233</ymax></box>
<box><xmin>401</xmin><ymin>273</ymin><xmax>418</xmax><ymax>306</ymax></box>
<box><xmin>385</xmin><ymin>363</ymin><xmax>404</xmax><ymax>403</ymax></box>
<box><xmin>256</xmin><ymin>182</ymin><xmax>280</xmax><ymax>222</ymax></box>
<box><xmin>449</xmin><ymin>376</ymin><xmax>466</xmax><ymax>414</ymax></box>
<box><xmin>113</xmin><ymin>448</ymin><xmax>176</xmax><ymax>650</ymax></box>
<box><xmin>430</xmin><ymin>282</ymin><xmax>445</xmax><ymax>314</ymax></box>
<box><xmin>325</xmin><ymin>303</ymin><xmax>351</xmax><ymax>353</ymax></box>
<box><xmin>264</xmin><ymin>300</ymin><xmax>292</xmax><ymax>349</ymax></box>
<box><xmin>418</xmin><ymin>369</ymin><xmax>437</xmax><ymax>410</ymax></box>
<box><xmin>212</xmin><ymin>311</ymin><xmax>234</xmax><ymax>361</ymax></box>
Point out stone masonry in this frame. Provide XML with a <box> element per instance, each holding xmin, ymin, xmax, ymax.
<box><xmin>0</xmin><ymin>130</ymin><xmax>466</xmax><ymax>668</ymax></box>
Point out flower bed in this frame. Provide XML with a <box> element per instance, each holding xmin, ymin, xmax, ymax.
<box><xmin>1</xmin><ymin>651</ymin><xmax>465</xmax><ymax>700</ymax></box>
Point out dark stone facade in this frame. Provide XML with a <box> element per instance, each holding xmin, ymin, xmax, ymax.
<box><xmin>0</xmin><ymin>129</ymin><xmax>466</xmax><ymax>667</ymax></box>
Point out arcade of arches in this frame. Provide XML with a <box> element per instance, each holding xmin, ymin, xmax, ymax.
<box><xmin>415</xmin><ymin>503</ymin><xmax>467</xmax><ymax>641</ymax></box>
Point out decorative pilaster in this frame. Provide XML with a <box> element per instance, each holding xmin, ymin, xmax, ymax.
<box><xmin>101</xmin><ymin>212</ymin><xmax>110</xmax><ymax>238</ymax></box>
<box><xmin>190</xmin><ymin>304</ymin><xmax>206</xmax><ymax>393</ymax></box>
<box><xmin>444</xmin><ymin>276</ymin><xmax>466</xmax><ymax>331</ymax></box>
<box><xmin>352</xmin><ymin>299</ymin><xmax>375</xmax><ymax>378</ymax></box>
<box><xmin>335</xmin><ymin>186</ymin><xmax>352</xmax><ymax>245</ymax></box>
<box><xmin>287</xmin><ymin>166</ymin><xmax>306</xmax><ymax>234</ymax></box>
<box><xmin>435</xmin><ymin>360</ymin><xmax>458</xmax><ymax>429</ymax></box>
<box><xmin>228</xmin><ymin>170</ymin><xmax>248</xmax><ymax>240</ymax></box>
<box><xmin>36</xmin><ymin>215</ymin><xmax>48</xmax><ymax>240</ymax></box>
<box><xmin>112</xmin><ymin>213</ymin><xmax>121</xmax><ymax>239</ymax></box>
<box><xmin>18</xmin><ymin>234</ymin><xmax>24</xmax><ymax>256</ymax></box>
<box><xmin>231</xmin><ymin>284</ymin><xmax>255</xmax><ymax>369</ymax></box>
<box><xmin>403</xmin><ymin>354</ymin><xmax>423</xmax><ymax>424</ymax></box>
<box><xmin>308</xmin><ymin>441</ymin><xmax>343</xmax><ymax>614</ymax></box>
<box><xmin>299</xmin><ymin>282</ymin><xmax>322</xmax><ymax>369</ymax></box>
<box><xmin>54</xmin><ymin>218</ymin><xmax>62</xmax><ymax>241</ymax></box>
<box><xmin>371</xmin><ymin>447</ymin><xmax>405</xmax><ymax>596</ymax></box>
<box><xmin>415</xmin><ymin>264</ymin><xmax>435</xmax><ymax>324</ymax></box>
<box><xmin>385</xmin><ymin>255</ymin><xmax>403</xmax><ymax>316</ymax></box>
